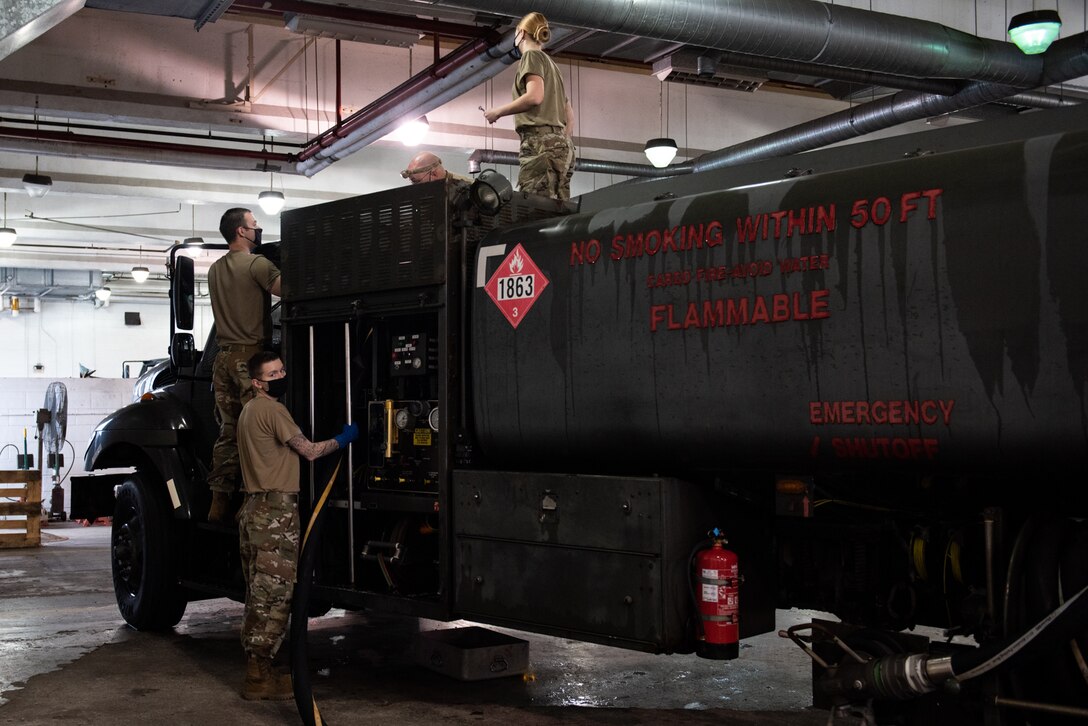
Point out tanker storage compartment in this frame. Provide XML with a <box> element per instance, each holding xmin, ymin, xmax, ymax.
<box><xmin>452</xmin><ymin>470</ymin><xmax>774</xmax><ymax>653</ymax></box>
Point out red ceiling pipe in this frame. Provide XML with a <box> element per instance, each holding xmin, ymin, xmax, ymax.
<box><xmin>0</xmin><ymin>125</ymin><xmax>295</xmax><ymax>162</ymax></box>
<box><xmin>297</xmin><ymin>31</ymin><xmax>502</xmax><ymax>162</ymax></box>
<box><xmin>230</xmin><ymin>0</ymin><xmax>494</xmax><ymax>41</ymax></box>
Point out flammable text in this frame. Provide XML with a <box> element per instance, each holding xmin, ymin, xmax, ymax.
<box><xmin>650</xmin><ymin>290</ymin><xmax>830</xmax><ymax>332</ymax></box>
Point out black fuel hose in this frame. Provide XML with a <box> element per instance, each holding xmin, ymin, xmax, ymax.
<box><xmin>291</xmin><ymin>458</ymin><xmax>342</xmax><ymax>726</ymax></box>
<box><xmin>952</xmin><ymin>582</ymin><xmax>1088</xmax><ymax>681</ymax></box>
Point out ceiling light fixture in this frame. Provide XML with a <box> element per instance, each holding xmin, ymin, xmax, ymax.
<box><xmin>644</xmin><ymin>138</ymin><xmax>678</xmax><ymax>168</ymax></box>
<box><xmin>22</xmin><ymin>156</ymin><xmax>52</xmax><ymax>198</ymax></box>
<box><xmin>397</xmin><ymin>116</ymin><xmax>430</xmax><ymax>147</ymax></box>
<box><xmin>645</xmin><ymin>82</ymin><xmax>678</xmax><ymax>168</ymax></box>
<box><xmin>0</xmin><ymin>193</ymin><xmax>17</xmax><ymax>247</ymax></box>
<box><xmin>131</xmin><ymin>245</ymin><xmax>149</xmax><ymax>283</ymax></box>
<box><xmin>95</xmin><ymin>286</ymin><xmax>111</xmax><ymax>302</ymax></box>
<box><xmin>258</xmin><ymin>189</ymin><xmax>285</xmax><ymax>216</ymax></box>
<box><xmin>1008</xmin><ymin>9</ymin><xmax>1062</xmax><ymax>54</ymax></box>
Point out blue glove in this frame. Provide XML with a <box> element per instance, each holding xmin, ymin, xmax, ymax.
<box><xmin>333</xmin><ymin>423</ymin><xmax>358</xmax><ymax>449</ymax></box>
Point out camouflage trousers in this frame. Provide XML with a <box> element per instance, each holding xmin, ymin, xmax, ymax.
<box><xmin>517</xmin><ymin>126</ymin><xmax>573</xmax><ymax>201</ymax></box>
<box><xmin>239</xmin><ymin>493</ymin><xmax>299</xmax><ymax>660</ymax></box>
<box><xmin>208</xmin><ymin>347</ymin><xmax>257</xmax><ymax>494</ymax></box>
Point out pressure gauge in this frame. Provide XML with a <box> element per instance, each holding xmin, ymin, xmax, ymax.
<box><xmin>428</xmin><ymin>407</ymin><xmax>439</xmax><ymax>432</ymax></box>
<box><xmin>394</xmin><ymin>408</ymin><xmax>412</xmax><ymax>431</ymax></box>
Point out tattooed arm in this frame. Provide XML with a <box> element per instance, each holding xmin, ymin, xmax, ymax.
<box><xmin>287</xmin><ymin>434</ymin><xmax>339</xmax><ymax>462</ymax></box>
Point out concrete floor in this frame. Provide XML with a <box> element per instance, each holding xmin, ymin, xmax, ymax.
<box><xmin>0</xmin><ymin>523</ymin><xmax>830</xmax><ymax>726</ymax></box>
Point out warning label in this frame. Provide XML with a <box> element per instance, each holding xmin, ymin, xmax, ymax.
<box><xmin>484</xmin><ymin>244</ymin><xmax>549</xmax><ymax>329</ymax></box>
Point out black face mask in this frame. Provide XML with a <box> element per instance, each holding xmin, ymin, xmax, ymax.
<box><xmin>264</xmin><ymin>376</ymin><xmax>288</xmax><ymax>399</ymax></box>
<box><xmin>249</xmin><ymin>227</ymin><xmax>263</xmax><ymax>246</ymax></box>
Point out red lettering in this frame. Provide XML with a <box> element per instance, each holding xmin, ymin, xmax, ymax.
<box><xmin>771</xmin><ymin>294</ymin><xmax>791</xmax><ymax>322</ymax></box>
<box><xmin>810</xmin><ymin>289</ymin><xmax>830</xmax><ymax>319</ymax></box>
<box><xmin>922</xmin><ymin>188</ymin><xmax>942</xmax><ymax>219</ymax></box>
<box><xmin>900</xmin><ymin>191</ymin><xmax>920</xmax><ymax>222</ymax></box>
<box><xmin>610</xmin><ymin>235</ymin><xmax>624</xmax><ymax>260</ymax></box>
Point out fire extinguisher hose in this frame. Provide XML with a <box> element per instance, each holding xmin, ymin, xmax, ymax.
<box><xmin>291</xmin><ymin>457</ymin><xmax>342</xmax><ymax>726</ymax></box>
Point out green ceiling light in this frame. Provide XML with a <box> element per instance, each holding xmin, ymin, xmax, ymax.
<box><xmin>1008</xmin><ymin>10</ymin><xmax>1062</xmax><ymax>55</ymax></box>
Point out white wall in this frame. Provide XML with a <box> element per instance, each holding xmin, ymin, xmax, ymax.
<box><xmin>0</xmin><ymin>377</ymin><xmax>136</xmax><ymax>516</ymax></box>
<box><xmin>0</xmin><ymin>297</ymin><xmax>213</xmax><ymax>379</ymax></box>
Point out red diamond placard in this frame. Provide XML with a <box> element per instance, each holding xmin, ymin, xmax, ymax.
<box><xmin>484</xmin><ymin>244</ymin><xmax>549</xmax><ymax>329</ymax></box>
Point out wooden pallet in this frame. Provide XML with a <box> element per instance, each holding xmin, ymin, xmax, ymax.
<box><xmin>0</xmin><ymin>470</ymin><xmax>43</xmax><ymax>548</ymax></box>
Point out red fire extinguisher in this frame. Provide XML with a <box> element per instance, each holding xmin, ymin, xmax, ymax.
<box><xmin>694</xmin><ymin>529</ymin><xmax>739</xmax><ymax>660</ymax></box>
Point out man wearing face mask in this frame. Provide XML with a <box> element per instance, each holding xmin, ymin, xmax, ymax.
<box><xmin>235</xmin><ymin>351</ymin><xmax>357</xmax><ymax>700</ymax></box>
<box><xmin>206</xmin><ymin>207</ymin><xmax>283</xmax><ymax>523</ymax></box>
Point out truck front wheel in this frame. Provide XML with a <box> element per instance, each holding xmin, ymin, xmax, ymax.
<box><xmin>112</xmin><ymin>472</ymin><xmax>187</xmax><ymax>630</ymax></box>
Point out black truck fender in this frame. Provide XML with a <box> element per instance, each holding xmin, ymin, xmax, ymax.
<box><xmin>79</xmin><ymin>395</ymin><xmax>207</xmax><ymax>521</ymax></box>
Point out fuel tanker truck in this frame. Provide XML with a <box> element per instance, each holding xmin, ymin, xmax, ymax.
<box><xmin>73</xmin><ymin>103</ymin><xmax>1088</xmax><ymax>724</ymax></box>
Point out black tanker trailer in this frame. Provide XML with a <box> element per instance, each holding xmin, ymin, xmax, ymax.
<box><xmin>75</xmin><ymin>103</ymin><xmax>1088</xmax><ymax>725</ymax></box>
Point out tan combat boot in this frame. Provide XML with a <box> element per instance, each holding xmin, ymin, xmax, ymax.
<box><xmin>207</xmin><ymin>491</ymin><xmax>232</xmax><ymax>524</ymax></box>
<box><xmin>241</xmin><ymin>654</ymin><xmax>293</xmax><ymax>701</ymax></box>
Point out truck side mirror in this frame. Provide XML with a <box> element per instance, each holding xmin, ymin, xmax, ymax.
<box><xmin>172</xmin><ymin>254</ymin><xmax>195</xmax><ymax>331</ymax></box>
<box><xmin>170</xmin><ymin>332</ymin><xmax>196</xmax><ymax>369</ymax></box>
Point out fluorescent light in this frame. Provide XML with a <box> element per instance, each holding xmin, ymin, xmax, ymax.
<box><xmin>0</xmin><ymin>227</ymin><xmax>16</xmax><ymax>247</ymax></box>
<box><xmin>131</xmin><ymin>266</ymin><xmax>150</xmax><ymax>283</ymax></box>
<box><xmin>644</xmin><ymin>137</ymin><xmax>678</xmax><ymax>168</ymax></box>
<box><xmin>22</xmin><ymin>173</ymin><xmax>53</xmax><ymax>198</ymax></box>
<box><xmin>258</xmin><ymin>190</ymin><xmax>286</xmax><ymax>215</ymax></box>
<box><xmin>1008</xmin><ymin>10</ymin><xmax>1062</xmax><ymax>54</ymax></box>
<box><xmin>393</xmin><ymin>116</ymin><xmax>430</xmax><ymax>147</ymax></box>
<box><xmin>95</xmin><ymin>287</ymin><xmax>111</xmax><ymax>302</ymax></box>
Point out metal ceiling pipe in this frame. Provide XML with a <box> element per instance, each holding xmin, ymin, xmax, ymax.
<box><xmin>0</xmin><ymin>125</ymin><xmax>294</xmax><ymax>165</ymax></box>
<box><xmin>0</xmin><ymin>135</ymin><xmax>296</xmax><ymax>173</ymax></box>
<box><xmin>689</xmin><ymin>31</ymin><xmax>1088</xmax><ymax>174</ymax></box>
<box><xmin>297</xmin><ymin>28</ymin><xmax>573</xmax><ymax>176</ymax></box>
<box><xmin>231</xmin><ymin>0</ymin><xmax>495</xmax><ymax>41</ymax></box>
<box><xmin>296</xmin><ymin>29</ymin><xmax>506</xmax><ymax>166</ymax></box>
<box><xmin>425</xmin><ymin>0</ymin><xmax>1042</xmax><ymax>85</ymax></box>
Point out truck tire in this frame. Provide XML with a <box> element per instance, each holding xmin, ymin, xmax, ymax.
<box><xmin>111</xmin><ymin>472</ymin><xmax>187</xmax><ymax>630</ymax></box>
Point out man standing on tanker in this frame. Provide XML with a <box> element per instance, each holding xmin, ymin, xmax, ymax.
<box><xmin>206</xmin><ymin>207</ymin><xmax>281</xmax><ymax>524</ymax></box>
<box><xmin>235</xmin><ymin>351</ymin><xmax>357</xmax><ymax>699</ymax></box>
<box><xmin>483</xmin><ymin>12</ymin><xmax>575</xmax><ymax>200</ymax></box>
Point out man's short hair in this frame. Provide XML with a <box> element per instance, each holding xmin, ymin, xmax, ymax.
<box><xmin>220</xmin><ymin>208</ymin><xmax>250</xmax><ymax>242</ymax></box>
<box><xmin>247</xmin><ymin>350</ymin><xmax>281</xmax><ymax>379</ymax></box>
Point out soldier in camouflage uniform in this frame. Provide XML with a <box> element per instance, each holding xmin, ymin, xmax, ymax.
<box><xmin>236</xmin><ymin>351</ymin><xmax>357</xmax><ymax>700</ymax></box>
<box><xmin>483</xmin><ymin>12</ymin><xmax>575</xmax><ymax>200</ymax></box>
<box><xmin>206</xmin><ymin>207</ymin><xmax>281</xmax><ymax>523</ymax></box>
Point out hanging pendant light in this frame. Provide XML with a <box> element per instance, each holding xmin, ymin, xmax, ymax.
<box><xmin>644</xmin><ymin>138</ymin><xmax>679</xmax><ymax>168</ymax></box>
<box><xmin>257</xmin><ymin>171</ymin><xmax>285</xmax><ymax>215</ymax></box>
<box><xmin>645</xmin><ymin>82</ymin><xmax>678</xmax><ymax>168</ymax></box>
<box><xmin>131</xmin><ymin>245</ymin><xmax>149</xmax><ymax>283</ymax></box>
<box><xmin>0</xmin><ymin>193</ymin><xmax>17</xmax><ymax>248</ymax></box>
<box><xmin>22</xmin><ymin>157</ymin><xmax>52</xmax><ymax>198</ymax></box>
<box><xmin>1008</xmin><ymin>10</ymin><xmax>1062</xmax><ymax>54</ymax></box>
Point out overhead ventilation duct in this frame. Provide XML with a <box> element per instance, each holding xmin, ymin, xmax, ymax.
<box><xmin>652</xmin><ymin>49</ymin><xmax>764</xmax><ymax>92</ymax></box>
<box><xmin>429</xmin><ymin>0</ymin><xmax>1043</xmax><ymax>86</ymax></box>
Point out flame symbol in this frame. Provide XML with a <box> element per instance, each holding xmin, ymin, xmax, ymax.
<box><xmin>509</xmin><ymin>248</ymin><xmax>525</xmax><ymax>274</ymax></box>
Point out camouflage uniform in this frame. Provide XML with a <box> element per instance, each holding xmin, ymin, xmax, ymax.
<box><xmin>238</xmin><ymin>492</ymin><xmax>299</xmax><ymax>659</ymax></box>
<box><xmin>517</xmin><ymin>126</ymin><xmax>572</xmax><ymax>200</ymax></box>
<box><xmin>207</xmin><ymin>346</ymin><xmax>260</xmax><ymax>495</ymax></box>
<box><xmin>559</xmin><ymin>136</ymin><xmax>575</xmax><ymax>201</ymax></box>
<box><xmin>511</xmin><ymin>49</ymin><xmax>571</xmax><ymax>201</ymax></box>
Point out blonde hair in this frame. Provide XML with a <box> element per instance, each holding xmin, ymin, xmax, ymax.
<box><xmin>517</xmin><ymin>12</ymin><xmax>551</xmax><ymax>45</ymax></box>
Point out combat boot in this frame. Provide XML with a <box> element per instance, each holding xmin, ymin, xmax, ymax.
<box><xmin>241</xmin><ymin>654</ymin><xmax>293</xmax><ymax>701</ymax></box>
<box><xmin>207</xmin><ymin>491</ymin><xmax>232</xmax><ymax>524</ymax></box>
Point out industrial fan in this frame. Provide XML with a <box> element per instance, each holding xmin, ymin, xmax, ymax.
<box><xmin>39</xmin><ymin>381</ymin><xmax>68</xmax><ymax>521</ymax></box>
